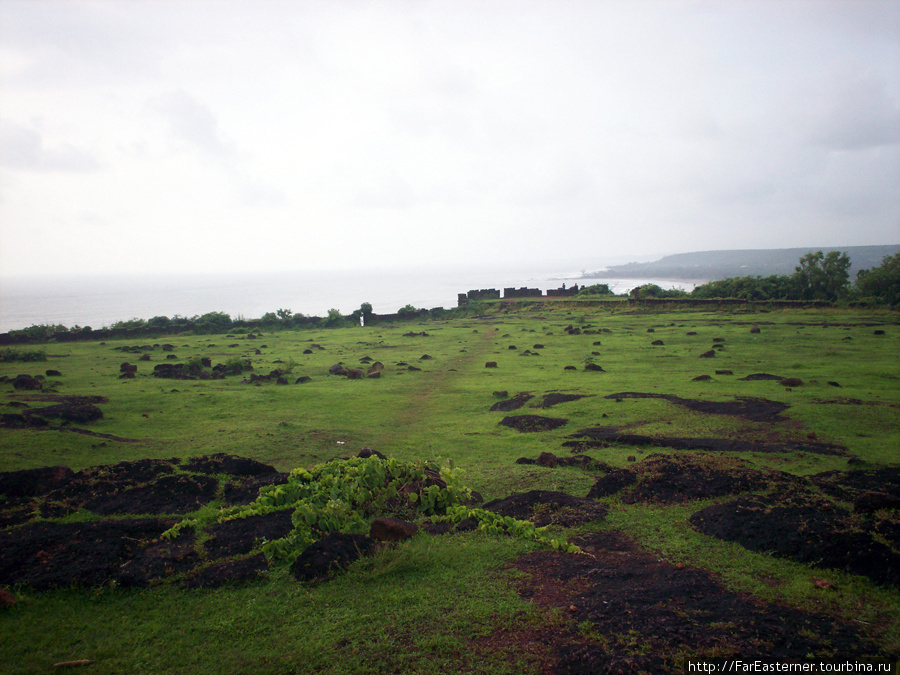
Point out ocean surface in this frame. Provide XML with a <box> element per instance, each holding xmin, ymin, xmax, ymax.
<box><xmin>0</xmin><ymin>262</ymin><xmax>701</xmax><ymax>333</ymax></box>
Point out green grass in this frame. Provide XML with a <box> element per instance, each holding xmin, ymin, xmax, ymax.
<box><xmin>1</xmin><ymin>304</ymin><xmax>898</xmax><ymax>672</ymax></box>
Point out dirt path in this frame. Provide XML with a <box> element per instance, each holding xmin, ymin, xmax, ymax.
<box><xmin>372</xmin><ymin>326</ymin><xmax>498</xmax><ymax>449</ymax></box>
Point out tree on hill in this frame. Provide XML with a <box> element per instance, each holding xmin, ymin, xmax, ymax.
<box><xmin>793</xmin><ymin>250</ymin><xmax>851</xmax><ymax>302</ymax></box>
<box><xmin>855</xmin><ymin>254</ymin><xmax>900</xmax><ymax>305</ymax></box>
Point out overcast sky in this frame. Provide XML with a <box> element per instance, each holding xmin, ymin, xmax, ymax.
<box><xmin>1</xmin><ymin>0</ymin><xmax>898</xmax><ymax>278</ymax></box>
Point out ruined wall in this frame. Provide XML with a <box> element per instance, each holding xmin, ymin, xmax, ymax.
<box><xmin>458</xmin><ymin>289</ymin><xmax>501</xmax><ymax>306</ymax></box>
<box><xmin>503</xmin><ymin>287</ymin><xmax>543</xmax><ymax>299</ymax></box>
<box><xmin>546</xmin><ymin>284</ymin><xmax>580</xmax><ymax>297</ymax></box>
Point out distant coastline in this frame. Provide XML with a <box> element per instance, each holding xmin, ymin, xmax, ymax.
<box><xmin>583</xmin><ymin>245</ymin><xmax>900</xmax><ymax>282</ymax></box>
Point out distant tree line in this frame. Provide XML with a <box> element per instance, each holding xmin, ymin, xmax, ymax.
<box><xmin>0</xmin><ymin>301</ymin><xmax>451</xmax><ymax>344</ymax></box>
<box><xmin>622</xmin><ymin>251</ymin><xmax>898</xmax><ymax>305</ymax></box>
<box><xmin>3</xmin><ymin>252</ymin><xmax>896</xmax><ymax>344</ymax></box>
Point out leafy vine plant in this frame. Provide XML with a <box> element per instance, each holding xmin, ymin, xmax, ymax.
<box><xmin>163</xmin><ymin>455</ymin><xmax>581</xmax><ymax>559</ymax></box>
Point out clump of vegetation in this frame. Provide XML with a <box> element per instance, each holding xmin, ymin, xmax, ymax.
<box><xmin>577</xmin><ymin>283</ymin><xmax>615</xmax><ymax>296</ymax></box>
<box><xmin>0</xmin><ymin>347</ymin><xmax>47</xmax><ymax>362</ymax></box>
<box><xmin>163</xmin><ymin>456</ymin><xmax>579</xmax><ymax>560</ymax></box>
<box><xmin>856</xmin><ymin>253</ymin><xmax>899</xmax><ymax>305</ymax></box>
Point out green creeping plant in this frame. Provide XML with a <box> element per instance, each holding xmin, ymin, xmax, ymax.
<box><xmin>162</xmin><ymin>455</ymin><xmax>581</xmax><ymax>561</ymax></box>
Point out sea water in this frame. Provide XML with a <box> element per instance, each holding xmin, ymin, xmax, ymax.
<box><xmin>0</xmin><ymin>262</ymin><xmax>701</xmax><ymax>333</ymax></box>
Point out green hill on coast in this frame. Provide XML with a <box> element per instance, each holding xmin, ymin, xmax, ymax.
<box><xmin>589</xmin><ymin>245</ymin><xmax>900</xmax><ymax>281</ymax></box>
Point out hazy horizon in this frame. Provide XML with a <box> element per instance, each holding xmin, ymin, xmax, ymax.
<box><xmin>1</xmin><ymin>0</ymin><xmax>898</xmax><ymax>279</ymax></box>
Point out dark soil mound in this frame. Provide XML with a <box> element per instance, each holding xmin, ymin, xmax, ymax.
<box><xmin>0</xmin><ymin>455</ymin><xmax>302</xmax><ymax>590</ymax></box>
<box><xmin>499</xmin><ymin>415</ymin><xmax>568</xmax><ymax>433</ymax></box>
<box><xmin>38</xmin><ymin>459</ymin><xmax>180</xmax><ymax>517</ymax></box>
<box><xmin>184</xmin><ymin>554</ymin><xmax>269</xmax><ymax>589</ymax></box>
<box><xmin>807</xmin><ymin>467</ymin><xmax>900</xmax><ymax>504</ymax></box>
<box><xmin>0</xmin><ymin>465</ymin><xmax>74</xmax><ymax>499</ymax></box>
<box><xmin>585</xmin><ymin>453</ymin><xmax>783</xmax><ymax>504</ymax></box>
<box><xmin>181</xmin><ymin>453</ymin><xmax>279</xmax><ymax>477</ymax></box>
<box><xmin>515</xmin><ymin>453</ymin><xmax>613</xmax><ymax>473</ymax></box>
<box><xmin>0</xmin><ymin>518</ymin><xmax>177</xmax><ymax>590</ymax></box>
<box><xmin>534</xmin><ymin>393</ymin><xmax>588</xmax><ymax>408</ymax></box>
<box><xmin>738</xmin><ymin>373</ymin><xmax>785</xmax><ymax>381</ymax></box>
<box><xmin>483</xmin><ymin>490</ymin><xmax>607</xmax><ymax>527</ymax></box>
<box><xmin>204</xmin><ymin>510</ymin><xmax>295</xmax><ymax>559</ymax></box>
<box><xmin>290</xmin><ymin>532</ymin><xmax>376</xmax><ymax>582</ymax></box>
<box><xmin>689</xmin><ymin>492</ymin><xmax>900</xmax><ymax>587</ymax></box>
<box><xmin>510</xmin><ymin>531</ymin><xmax>886</xmax><ymax>673</ymax></box>
<box><xmin>221</xmin><ymin>472</ymin><xmax>290</xmax><ymax>506</ymax></box>
<box><xmin>604</xmin><ymin>392</ymin><xmax>789</xmax><ymax>422</ymax></box>
<box><xmin>85</xmin><ymin>474</ymin><xmax>220</xmax><ymax>515</ymax></box>
<box><xmin>27</xmin><ymin>402</ymin><xmax>103</xmax><ymax>424</ymax></box>
<box><xmin>564</xmin><ymin>427</ymin><xmax>846</xmax><ymax>456</ymax></box>
<box><xmin>490</xmin><ymin>392</ymin><xmax>534</xmax><ymax>412</ymax></box>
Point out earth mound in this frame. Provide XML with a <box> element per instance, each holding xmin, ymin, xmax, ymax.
<box><xmin>604</xmin><ymin>392</ymin><xmax>789</xmax><ymax>422</ymax></box>
<box><xmin>564</xmin><ymin>427</ymin><xmax>846</xmax><ymax>456</ymax></box>
<box><xmin>510</xmin><ymin>530</ymin><xmax>887</xmax><ymax>673</ymax></box>
<box><xmin>482</xmin><ymin>490</ymin><xmax>607</xmax><ymax>527</ymax></box>
<box><xmin>689</xmin><ymin>490</ymin><xmax>900</xmax><ymax>587</ymax></box>
<box><xmin>290</xmin><ymin>532</ymin><xmax>376</xmax><ymax>582</ymax></box>
<box><xmin>0</xmin><ymin>455</ymin><xmax>296</xmax><ymax>590</ymax></box>
<box><xmin>499</xmin><ymin>415</ymin><xmax>568</xmax><ymax>433</ymax></box>
<box><xmin>489</xmin><ymin>392</ymin><xmax>534</xmax><ymax>411</ymax></box>
<box><xmin>534</xmin><ymin>393</ymin><xmax>588</xmax><ymax>408</ymax></box>
<box><xmin>585</xmin><ymin>453</ymin><xmax>783</xmax><ymax>504</ymax></box>
<box><xmin>0</xmin><ymin>518</ymin><xmax>193</xmax><ymax>590</ymax></box>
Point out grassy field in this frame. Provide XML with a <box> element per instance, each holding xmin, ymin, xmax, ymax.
<box><xmin>1</xmin><ymin>302</ymin><xmax>898</xmax><ymax>673</ymax></box>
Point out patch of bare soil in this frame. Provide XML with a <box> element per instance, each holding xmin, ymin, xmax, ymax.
<box><xmin>184</xmin><ymin>554</ymin><xmax>269</xmax><ymax>589</ymax></box>
<box><xmin>516</xmin><ymin>452</ymin><xmax>614</xmax><ymax>473</ymax></box>
<box><xmin>182</xmin><ymin>452</ymin><xmax>279</xmax><ymax>477</ymax></box>
<box><xmin>510</xmin><ymin>531</ymin><xmax>888</xmax><ymax>674</ymax></box>
<box><xmin>0</xmin><ymin>518</ymin><xmax>187</xmax><ymax>590</ymax></box>
<box><xmin>534</xmin><ymin>394</ymin><xmax>589</xmax><ymax>408</ymax></box>
<box><xmin>483</xmin><ymin>490</ymin><xmax>608</xmax><ymax>527</ymax></box>
<box><xmin>490</xmin><ymin>392</ymin><xmax>535</xmax><ymax>411</ymax></box>
<box><xmin>0</xmin><ymin>454</ymin><xmax>294</xmax><ymax>590</ymax></box>
<box><xmin>221</xmin><ymin>473</ymin><xmax>290</xmax><ymax>506</ymax></box>
<box><xmin>604</xmin><ymin>392</ymin><xmax>789</xmax><ymax>423</ymax></box>
<box><xmin>500</xmin><ymin>415</ymin><xmax>569</xmax><ymax>433</ymax></box>
<box><xmin>585</xmin><ymin>453</ymin><xmax>787</xmax><ymax>504</ymax></box>
<box><xmin>564</xmin><ymin>426</ymin><xmax>847</xmax><ymax>455</ymax></box>
<box><xmin>290</xmin><ymin>532</ymin><xmax>377</xmax><ymax>582</ymax></box>
<box><xmin>86</xmin><ymin>473</ymin><xmax>220</xmax><ymax>515</ymax></box>
<box><xmin>689</xmin><ymin>487</ymin><xmax>900</xmax><ymax>588</ymax></box>
<box><xmin>204</xmin><ymin>510</ymin><xmax>295</xmax><ymax>559</ymax></box>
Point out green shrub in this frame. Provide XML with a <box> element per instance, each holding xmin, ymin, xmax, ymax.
<box><xmin>0</xmin><ymin>347</ymin><xmax>47</xmax><ymax>362</ymax></box>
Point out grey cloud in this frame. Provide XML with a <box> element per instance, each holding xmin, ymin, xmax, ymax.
<box><xmin>148</xmin><ymin>90</ymin><xmax>236</xmax><ymax>158</ymax></box>
<box><xmin>0</xmin><ymin>120</ymin><xmax>99</xmax><ymax>172</ymax></box>
<box><xmin>807</xmin><ymin>78</ymin><xmax>900</xmax><ymax>151</ymax></box>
